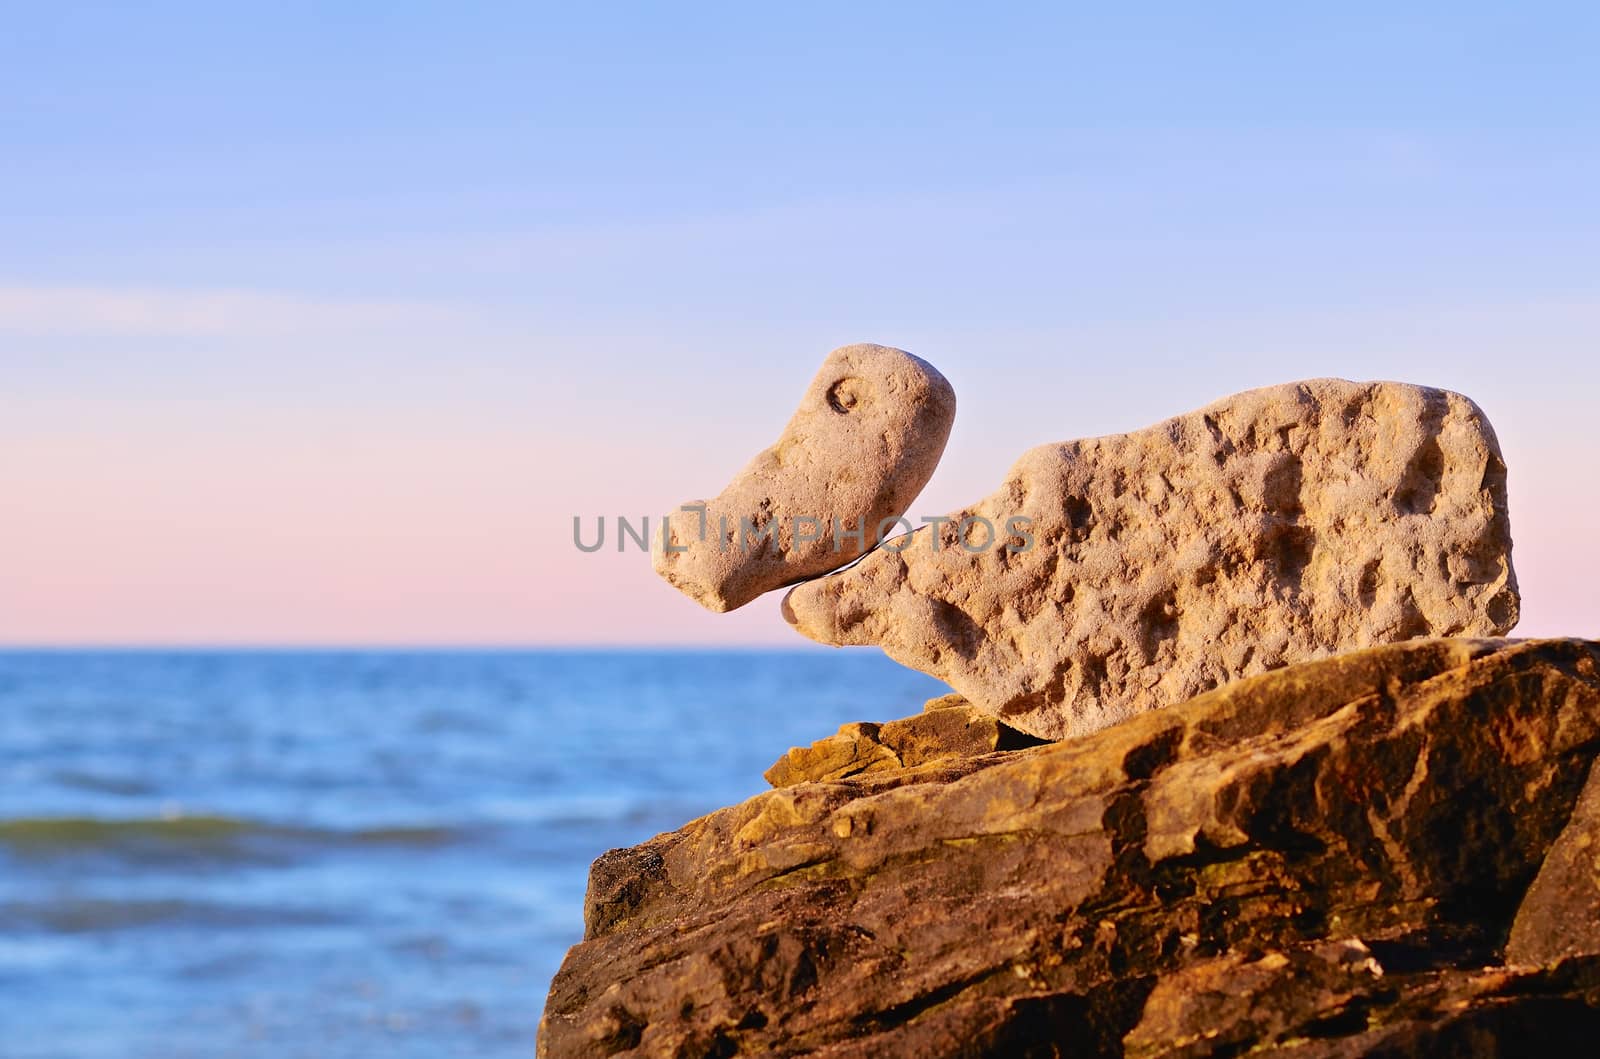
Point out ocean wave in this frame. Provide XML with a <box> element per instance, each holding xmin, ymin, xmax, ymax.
<box><xmin>0</xmin><ymin>896</ymin><xmax>345</xmax><ymax>933</ymax></box>
<box><xmin>50</xmin><ymin>769</ymin><xmax>157</xmax><ymax>796</ymax></box>
<box><xmin>0</xmin><ymin>814</ymin><xmax>465</xmax><ymax>852</ymax></box>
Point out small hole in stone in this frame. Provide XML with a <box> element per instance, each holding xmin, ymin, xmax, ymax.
<box><xmin>827</xmin><ymin>378</ymin><xmax>866</xmax><ymax>414</ymax></box>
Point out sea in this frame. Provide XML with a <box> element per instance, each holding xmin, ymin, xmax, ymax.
<box><xmin>0</xmin><ymin>649</ymin><xmax>949</xmax><ymax>1059</ymax></box>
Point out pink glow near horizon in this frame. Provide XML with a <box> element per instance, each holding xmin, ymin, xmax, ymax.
<box><xmin>2</xmin><ymin>357</ymin><xmax>1595</xmax><ymax>646</ymax></box>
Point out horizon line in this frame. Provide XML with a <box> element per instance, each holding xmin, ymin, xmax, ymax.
<box><xmin>0</xmin><ymin>641</ymin><xmax>839</xmax><ymax>652</ymax></box>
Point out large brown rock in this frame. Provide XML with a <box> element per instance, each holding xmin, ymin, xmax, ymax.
<box><xmin>539</xmin><ymin>639</ymin><xmax>1600</xmax><ymax>1057</ymax></box>
<box><xmin>652</xmin><ymin>343</ymin><xmax>956</xmax><ymax>612</ymax></box>
<box><xmin>783</xmin><ymin>379</ymin><xmax>1520</xmax><ymax>739</ymax></box>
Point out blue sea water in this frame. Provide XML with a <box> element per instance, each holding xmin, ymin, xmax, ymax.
<box><xmin>0</xmin><ymin>649</ymin><xmax>949</xmax><ymax>1059</ymax></box>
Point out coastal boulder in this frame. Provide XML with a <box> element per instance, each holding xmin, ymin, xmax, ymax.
<box><xmin>539</xmin><ymin>638</ymin><xmax>1600</xmax><ymax>1057</ymax></box>
<box><xmin>784</xmin><ymin>378</ymin><xmax>1520</xmax><ymax>739</ymax></box>
<box><xmin>652</xmin><ymin>343</ymin><xmax>956</xmax><ymax>612</ymax></box>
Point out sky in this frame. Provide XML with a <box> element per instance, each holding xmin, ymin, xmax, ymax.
<box><xmin>2</xmin><ymin>3</ymin><xmax>1597</xmax><ymax>645</ymax></box>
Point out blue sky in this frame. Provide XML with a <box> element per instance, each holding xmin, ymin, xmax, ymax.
<box><xmin>2</xmin><ymin>3</ymin><xmax>1597</xmax><ymax>643</ymax></box>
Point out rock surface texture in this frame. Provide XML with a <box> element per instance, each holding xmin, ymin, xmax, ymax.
<box><xmin>652</xmin><ymin>344</ymin><xmax>956</xmax><ymax>612</ymax></box>
<box><xmin>1507</xmin><ymin>754</ymin><xmax>1600</xmax><ymax>968</ymax></box>
<box><xmin>784</xmin><ymin>378</ymin><xmax>1520</xmax><ymax>740</ymax></box>
<box><xmin>539</xmin><ymin>638</ymin><xmax>1600</xmax><ymax>1057</ymax></box>
<box><xmin>763</xmin><ymin>693</ymin><xmax>1046</xmax><ymax>788</ymax></box>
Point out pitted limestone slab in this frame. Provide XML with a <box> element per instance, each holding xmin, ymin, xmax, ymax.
<box><xmin>782</xmin><ymin>378</ymin><xmax>1519</xmax><ymax>739</ymax></box>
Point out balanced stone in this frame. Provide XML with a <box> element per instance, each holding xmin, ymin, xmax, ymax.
<box><xmin>652</xmin><ymin>343</ymin><xmax>956</xmax><ymax>612</ymax></box>
<box><xmin>782</xmin><ymin>378</ymin><xmax>1519</xmax><ymax>739</ymax></box>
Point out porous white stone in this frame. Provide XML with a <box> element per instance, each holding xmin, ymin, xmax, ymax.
<box><xmin>653</xmin><ymin>344</ymin><xmax>956</xmax><ymax>612</ymax></box>
<box><xmin>782</xmin><ymin>379</ymin><xmax>1520</xmax><ymax>739</ymax></box>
